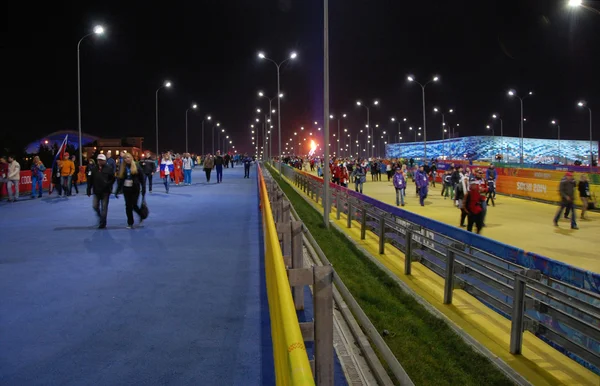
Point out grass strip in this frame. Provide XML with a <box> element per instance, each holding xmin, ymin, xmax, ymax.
<box><xmin>267</xmin><ymin>164</ymin><xmax>512</xmax><ymax>386</ymax></box>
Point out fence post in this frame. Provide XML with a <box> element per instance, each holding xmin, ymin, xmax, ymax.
<box><xmin>282</xmin><ymin>200</ymin><xmax>291</xmax><ymax>223</ymax></box>
<box><xmin>405</xmin><ymin>230</ymin><xmax>412</xmax><ymax>275</ymax></box>
<box><xmin>443</xmin><ymin>249</ymin><xmax>455</xmax><ymax>304</ymax></box>
<box><xmin>360</xmin><ymin>207</ymin><xmax>367</xmax><ymax>240</ymax></box>
<box><xmin>335</xmin><ymin>192</ymin><xmax>340</xmax><ymax>220</ymax></box>
<box><xmin>313</xmin><ymin>265</ymin><xmax>334</xmax><ymax>386</ymax></box>
<box><xmin>510</xmin><ymin>271</ymin><xmax>527</xmax><ymax>354</ymax></box>
<box><xmin>347</xmin><ymin>201</ymin><xmax>352</xmax><ymax>228</ymax></box>
<box><xmin>378</xmin><ymin>215</ymin><xmax>385</xmax><ymax>254</ymax></box>
<box><xmin>291</xmin><ymin>221</ymin><xmax>304</xmax><ymax>310</ymax></box>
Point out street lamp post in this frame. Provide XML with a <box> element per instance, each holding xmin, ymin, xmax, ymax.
<box><xmin>201</xmin><ymin>116</ymin><xmax>212</xmax><ymax>155</ymax></box>
<box><xmin>550</xmin><ymin>120</ymin><xmax>561</xmax><ymax>164</ymax></box>
<box><xmin>330</xmin><ymin>113</ymin><xmax>346</xmax><ymax>156</ymax></box>
<box><xmin>357</xmin><ymin>100</ymin><xmax>379</xmax><ymax>158</ymax></box>
<box><xmin>391</xmin><ymin>117</ymin><xmax>406</xmax><ymax>143</ymax></box>
<box><xmin>408</xmin><ymin>75</ymin><xmax>439</xmax><ymax>161</ymax></box>
<box><xmin>156</xmin><ymin>80</ymin><xmax>172</xmax><ymax>156</ymax></box>
<box><xmin>212</xmin><ymin>122</ymin><xmax>220</xmax><ymax>154</ymax></box>
<box><xmin>185</xmin><ymin>104</ymin><xmax>197</xmax><ymax>154</ymax></box>
<box><xmin>77</xmin><ymin>25</ymin><xmax>104</xmax><ymax>165</ymax></box>
<box><xmin>258</xmin><ymin>51</ymin><xmax>297</xmax><ymax>174</ymax></box>
<box><xmin>508</xmin><ymin>90</ymin><xmax>533</xmax><ymax>164</ymax></box>
<box><xmin>578</xmin><ymin>101</ymin><xmax>594</xmax><ymax>170</ymax></box>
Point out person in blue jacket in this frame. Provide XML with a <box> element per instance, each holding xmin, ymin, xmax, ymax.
<box><xmin>243</xmin><ymin>153</ymin><xmax>252</xmax><ymax>178</ymax></box>
<box><xmin>485</xmin><ymin>164</ymin><xmax>497</xmax><ymax>199</ymax></box>
<box><xmin>415</xmin><ymin>165</ymin><xmax>429</xmax><ymax>206</ymax></box>
<box><xmin>392</xmin><ymin>167</ymin><xmax>406</xmax><ymax>206</ymax></box>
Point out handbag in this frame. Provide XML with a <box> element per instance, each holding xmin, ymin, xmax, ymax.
<box><xmin>139</xmin><ymin>198</ymin><xmax>149</xmax><ymax>219</ymax></box>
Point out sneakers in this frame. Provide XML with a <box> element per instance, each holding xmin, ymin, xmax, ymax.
<box><xmin>571</xmin><ymin>225</ymin><xmax>579</xmax><ymax>230</ymax></box>
<box><xmin>126</xmin><ymin>225</ymin><xmax>133</xmax><ymax>229</ymax></box>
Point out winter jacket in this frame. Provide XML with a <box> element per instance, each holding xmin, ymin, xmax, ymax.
<box><xmin>578</xmin><ymin>181</ymin><xmax>590</xmax><ymax>198</ymax></box>
<box><xmin>182</xmin><ymin>157</ymin><xmax>194</xmax><ymax>170</ymax></box>
<box><xmin>486</xmin><ymin>168</ymin><xmax>497</xmax><ymax>181</ymax></box>
<box><xmin>351</xmin><ymin>166</ymin><xmax>366</xmax><ymax>183</ymax></box>
<box><xmin>214</xmin><ymin>155</ymin><xmax>224</xmax><ymax>166</ymax></box>
<box><xmin>31</xmin><ymin>162</ymin><xmax>46</xmax><ymax>179</ymax></box>
<box><xmin>86</xmin><ymin>164</ymin><xmax>115</xmax><ymax>198</ymax></box>
<box><xmin>116</xmin><ymin>163</ymin><xmax>145</xmax><ymax>196</ymax></box>
<box><xmin>59</xmin><ymin>159</ymin><xmax>75</xmax><ymax>177</ymax></box>
<box><xmin>415</xmin><ymin>171</ymin><xmax>429</xmax><ymax>188</ymax></box>
<box><xmin>558</xmin><ymin>177</ymin><xmax>575</xmax><ymax>203</ymax></box>
<box><xmin>139</xmin><ymin>159</ymin><xmax>156</xmax><ymax>175</ymax></box>
<box><xmin>203</xmin><ymin>156</ymin><xmax>214</xmax><ymax>170</ymax></box>
<box><xmin>465</xmin><ymin>186</ymin><xmax>484</xmax><ymax>215</ymax></box>
<box><xmin>7</xmin><ymin>160</ymin><xmax>21</xmax><ymax>180</ymax></box>
<box><xmin>393</xmin><ymin>172</ymin><xmax>406</xmax><ymax>189</ymax></box>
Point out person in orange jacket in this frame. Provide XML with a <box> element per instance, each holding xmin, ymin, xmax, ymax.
<box><xmin>173</xmin><ymin>154</ymin><xmax>183</xmax><ymax>185</ymax></box>
<box><xmin>58</xmin><ymin>152</ymin><xmax>75</xmax><ymax>197</ymax></box>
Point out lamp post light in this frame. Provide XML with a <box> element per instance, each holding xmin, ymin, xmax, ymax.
<box><xmin>330</xmin><ymin>113</ymin><xmax>346</xmax><ymax>156</ymax></box>
<box><xmin>212</xmin><ymin>122</ymin><xmax>220</xmax><ymax>154</ymax></box>
<box><xmin>507</xmin><ymin>89</ymin><xmax>533</xmax><ymax>164</ymax></box>
<box><xmin>185</xmin><ymin>104</ymin><xmax>197</xmax><ymax>154</ymax></box>
<box><xmin>391</xmin><ymin>117</ymin><xmax>407</xmax><ymax>143</ymax></box>
<box><xmin>77</xmin><ymin>25</ymin><xmax>105</xmax><ymax>165</ymax></box>
<box><xmin>550</xmin><ymin>120</ymin><xmax>562</xmax><ymax>164</ymax></box>
<box><xmin>356</xmin><ymin>100</ymin><xmax>379</xmax><ymax>158</ymax></box>
<box><xmin>156</xmin><ymin>80</ymin><xmax>172</xmax><ymax>156</ymax></box>
<box><xmin>578</xmin><ymin>101</ymin><xmax>594</xmax><ymax>169</ymax></box>
<box><xmin>433</xmin><ymin>107</ymin><xmax>453</xmax><ymax>140</ymax></box>
<box><xmin>258</xmin><ymin>90</ymin><xmax>284</xmax><ymax>162</ymax></box>
<box><xmin>408</xmin><ymin>75</ymin><xmax>439</xmax><ymax>160</ymax></box>
<box><xmin>258</xmin><ymin>51</ymin><xmax>297</xmax><ymax>174</ymax></box>
<box><xmin>201</xmin><ymin>115</ymin><xmax>211</xmax><ymax>155</ymax></box>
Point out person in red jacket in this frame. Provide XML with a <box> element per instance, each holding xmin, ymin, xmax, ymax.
<box><xmin>464</xmin><ymin>182</ymin><xmax>485</xmax><ymax>234</ymax></box>
<box><xmin>173</xmin><ymin>155</ymin><xmax>183</xmax><ymax>185</ymax></box>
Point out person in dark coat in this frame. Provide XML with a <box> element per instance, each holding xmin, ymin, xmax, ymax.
<box><xmin>553</xmin><ymin>172</ymin><xmax>578</xmax><ymax>229</ymax></box>
<box><xmin>139</xmin><ymin>154</ymin><xmax>157</xmax><ymax>193</ymax></box>
<box><xmin>86</xmin><ymin>154</ymin><xmax>115</xmax><ymax>229</ymax></box>
<box><xmin>116</xmin><ymin>153</ymin><xmax>147</xmax><ymax>229</ymax></box>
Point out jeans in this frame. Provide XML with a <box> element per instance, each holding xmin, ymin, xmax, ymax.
<box><xmin>163</xmin><ymin>176</ymin><xmax>170</xmax><ymax>193</ymax></box>
<box><xmin>93</xmin><ymin>194</ymin><xmax>110</xmax><ymax>228</ymax></box>
<box><xmin>184</xmin><ymin>169</ymin><xmax>192</xmax><ymax>184</ymax></box>
<box><xmin>554</xmin><ymin>201</ymin><xmax>577</xmax><ymax>228</ymax></box>
<box><xmin>7</xmin><ymin>179</ymin><xmax>19</xmax><ymax>201</ymax></box>
<box><xmin>354</xmin><ymin>181</ymin><xmax>363</xmax><ymax>193</ymax></box>
<box><xmin>60</xmin><ymin>175</ymin><xmax>72</xmax><ymax>196</ymax></box>
<box><xmin>31</xmin><ymin>175</ymin><xmax>43</xmax><ymax>197</ymax></box>
<box><xmin>123</xmin><ymin>188</ymin><xmax>142</xmax><ymax>226</ymax></box>
<box><xmin>244</xmin><ymin>165</ymin><xmax>250</xmax><ymax>178</ymax></box>
<box><xmin>205</xmin><ymin>168</ymin><xmax>212</xmax><ymax>182</ymax></box>
<box><xmin>143</xmin><ymin>173</ymin><xmax>153</xmax><ymax>192</ymax></box>
<box><xmin>395</xmin><ymin>188</ymin><xmax>405</xmax><ymax>206</ymax></box>
<box><xmin>70</xmin><ymin>179</ymin><xmax>79</xmax><ymax>195</ymax></box>
<box><xmin>216</xmin><ymin>165</ymin><xmax>223</xmax><ymax>183</ymax></box>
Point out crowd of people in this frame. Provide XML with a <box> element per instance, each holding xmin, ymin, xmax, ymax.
<box><xmin>1</xmin><ymin>151</ymin><xmax>256</xmax><ymax>230</ymax></box>
<box><xmin>281</xmin><ymin>155</ymin><xmax>594</xmax><ymax>234</ymax></box>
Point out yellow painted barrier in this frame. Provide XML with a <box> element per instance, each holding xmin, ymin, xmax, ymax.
<box><xmin>258</xmin><ymin>165</ymin><xmax>315</xmax><ymax>386</ymax></box>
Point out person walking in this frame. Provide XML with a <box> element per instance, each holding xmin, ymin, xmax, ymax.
<box><xmin>0</xmin><ymin>156</ymin><xmax>8</xmax><ymax>201</ymax></box>
<box><xmin>392</xmin><ymin>167</ymin><xmax>406</xmax><ymax>206</ymax></box>
<box><xmin>214</xmin><ymin>150</ymin><xmax>224</xmax><ymax>183</ymax></box>
<box><xmin>173</xmin><ymin>154</ymin><xmax>183</xmax><ymax>185</ymax></box>
<box><xmin>58</xmin><ymin>152</ymin><xmax>75</xmax><ymax>197</ymax></box>
<box><xmin>578</xmin><ymin>174</ymin><xmax>591</xmax><ymax>220</ymax></box>
<box><xmin>464</xmin><ymin>182</ymin><xmax>485</xmax><ymax>234</ymax></box>
<box><xmin>6</xmin><ymin>155</ymin><xmax>21</xmax><ymax>202</ymax></box>
<box><xmin>139</xmin><ymin>154</ymin><xmax>156</xmax><ymax>193</ymax></box>
<box><xmin>203</xmin><ymin>154</ymin><xmax>214</xmax><ymax>182</ymax></box>
<box><xmin>415</xmin><ymin>165</ymin><xmax>429</xmax><ymax>206</ymax></box>
<box><xmin>553</xmin><ymin>172</ymin><xmax>578</xmax><ymax>229</ymax></box>
<box><xmin>183</xmin><ymin>153</ymin><xmax>194</xmax><ymax>185</ymax></box>
<box><xmin>160</xmin><ymin>153</ymin><xmax>174</xmax><ymax>193</ymax></box>
<box><xmin>116</xmin><ymin>153</ymin><xmax>147</xmax><ymax>229</ymax></box>
<box><xmin>30</xmin><ymin>156</ymin><xmax>46</xmax><ymax>199</ymax></box>
<box><xmin>243</xmin><ymin>153</ymin><xmax>252</xmax><ymax>178</ymax></box>
<box><xmin>86</xmin><ymin>154</ymin><xmax>115</xmax><ymax>229</ymax></box>
<box><xmin>70</xmin><ymin>154</ymin><xmax>80</xmax><ymax>195</ymax></box>
<box><xmin>350</xmin><ymin>163</ymin><xmax>366</xmax><ymax>193</ymax></box>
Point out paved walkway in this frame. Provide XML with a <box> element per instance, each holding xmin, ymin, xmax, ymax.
<box><xmin>0</xmin><ymin>166</ymin><xmax>275</xmax><ymax>385</ymax></box>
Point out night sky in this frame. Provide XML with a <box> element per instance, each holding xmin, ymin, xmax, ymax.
<box><xmin>2</xmin><ymin>0</ymin><xmax>599</xmax><ymax>156</ymax></box>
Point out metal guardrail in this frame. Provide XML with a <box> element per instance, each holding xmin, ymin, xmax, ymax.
<box><xmin>257</xmin><ymin>165</ymin><xmax>316</xmax><ymax>386</ymax></box>
<box><xmin>277</xmin><ymin>162</ymin><xmax>600</xmax><ymax>375</ymax></box>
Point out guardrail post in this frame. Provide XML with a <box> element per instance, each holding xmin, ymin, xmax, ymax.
<box><xmin>282</xmin><ymin>200</ymin><xmax>291</xmax><ymax>223</ymax></box>
<box><xmin>510</xmin><ymin>270</ymin><xmax>527</xmax><ymax>355</ymax></box>
<box><xmin>313</xmin><ymin>265</ymin><xmax>334</xmax><ymax>386</ymax></box>
<box><xmin>443</xmin><ymin>249</ymin><xmax>455</xmax><ymax>304</ymax></box>
<box><xmin>360</xmin><ymin>208</ymin><xmax>367</xmax><ymax>240</ymax></box>
<box><xmin>378</xmin><ymin>215</ymin><xmax>385</xmax><ymax>254</ymax></box>
<box><xmin>335</xmin><ymin>192</ymin><xmax>340</xmax><ymax>220</ymax></box>
<box><xmin>291</xmin><ymin>221</ymin><xmax>304</xmax><ymax>310</ymax></box>
<box><xmin>347</xmin><ymin>201</ymin><xmax>352</xmax><ymax>228</ymax></box>
<box><xmin>405</xmin><ymin>230</ymin><xmax>412</xmax><ymax>275</ymax></box>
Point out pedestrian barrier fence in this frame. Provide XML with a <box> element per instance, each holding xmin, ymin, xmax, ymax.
<box><xmin>275</xmin><ymin>162</ymin><xmax>600</xmax><ymax>376</ymax></box>
<box><xmin>258</xmin><ymin>164</ymin><xmax>334</xmax><ymax>385</ymax></box>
